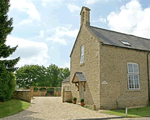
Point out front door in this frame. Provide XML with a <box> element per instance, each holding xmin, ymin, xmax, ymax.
<box><xmin>79</xmin><ymin>82</ymin><xmax>84</xmax><ymax>101</ymax></box>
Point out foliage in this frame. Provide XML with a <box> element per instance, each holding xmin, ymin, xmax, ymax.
<box><xmin>73</xmin><ymin>97</ymin><xmax>77</xmax><ymax>101</ymax></box>
<box><xmin>0</xmin><ymin>0</ymin><xmax>20</xmax><ymax>102</ymax></box>
<box><xmin>102</xmin><ymin>106</ymin><xmax>150</xmax><ymax>118</ymax></box>
<box><xmin>0</xmin><ymin>69</ymin><xmax>16</xmax><ymax>102</ymax></box>
<box><xmin>15</xmin><ymin>64</ymin><xmax>70</xmax><ymax>88</ymax></box>
<box><xmin>39</xmin><ymin>87</ymin><xmax>46</xmax><ymax>91</ymax></box>
<box><xmin>147</xmin><ymin>100</ymin><xmax>150</xmax><ymax>107</ymax></box>
<box><xmin>0</xmin><ymin>0</ymin><xmax>20</xmax><ymax>72</ymax></box>
<box><xmin>47</xmin><ymin>88</ymin><xmax>54</xmax><ymax>92</ymax></box>
<box><xmin>34</xmin><ymin>87</ymin><xmax>38</xmax><ymax>91</ymax></box>
<box><xmin>0</xmin><ymin>99</ymin><xmax>30</xmax><ymax>118</ymax></box>
<box><xmin>80</xmin><ymin>99</ymin><xmax>84</xmax><ymax>102</ymax></box>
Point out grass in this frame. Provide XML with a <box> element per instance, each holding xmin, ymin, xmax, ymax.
<box><xmin>84</xmin><ymin>106</ymin><xmax>93</xmax><ymax>110</ymax></box>
<box><xmin>0</xmin><ymin>99</ymin><xmax>30</xmax><ymax>118</ymax></box>
<box><xmin>102</xmin><ymin>107</ymin><xmax>150</xmax><ymax>118</ymax></box>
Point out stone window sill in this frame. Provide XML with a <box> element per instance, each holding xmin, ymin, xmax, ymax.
<box><xmin>127</xmin><ymin>89</ymin><xmax>141</xmax><ymax>92</ymax></box>
<box><xmin>80</xmin><ymin>62</ymin><xmax>85</xmax><ymax>66</ymax></box>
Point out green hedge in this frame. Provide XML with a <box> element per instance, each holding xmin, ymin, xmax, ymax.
<box><xmin>34</xmin><ymin>87</ymin><xmax>38</xmax><ymax>91</ymax></box>
<box><xmin>39</xmin><ymin>87</ymin><xmax>46</xmax><ymax>91</ymax></box>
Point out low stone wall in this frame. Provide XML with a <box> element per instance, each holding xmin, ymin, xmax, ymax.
<box><xmin>33</xmin><ymin>91</ymin><xmax>47</xmax><ymax>96</ymax></box>
<box><xmin>13</xmin><ymin>90</ymin><xmax>31</xmax><ymax>103</ymax></box>
<box><xmin>63</xmin><ymin>90</ymin><xmax>72</xmax><ymax>102</ymax></box>
<box><xmin>32</xmin><ymin>87</ymin><xmax>61</xmax><ymax>97</ymax></box>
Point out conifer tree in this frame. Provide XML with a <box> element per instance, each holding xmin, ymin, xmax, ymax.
<box><xmin>0</xmin><ymin>0</ymin><xmax>20</xmax><ymax>102</ymax></box>
<box><xmin>0</xmin><ymin>0</ymin><xmax>20</xmax><ymax>72</ymax></box>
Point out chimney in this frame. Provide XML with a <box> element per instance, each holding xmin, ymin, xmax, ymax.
<box><xmin>80</xmin><ymin>6</ymin><xmax>91</xmax><ymax>26</ymax></box>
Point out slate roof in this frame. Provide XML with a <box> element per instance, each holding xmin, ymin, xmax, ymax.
<box><xmin>76</xmin><ymin>72</ymin><xmax>87</xmax><ymax>82</ymax></box>
<box><xmin>88</xmin><ymin>26</ymin><xmax>150</xmax><ymax>52</ymax></box>
<box><xmin>62</xmin><ymin>76</ymin><xmax>70</xmax><ymax>83</ymax></box>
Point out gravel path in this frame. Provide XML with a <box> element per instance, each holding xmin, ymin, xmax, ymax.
<box><xmin>1</xmin><ymin>97</ymin><xmax>149</xmax><ymax>120</ymax></box>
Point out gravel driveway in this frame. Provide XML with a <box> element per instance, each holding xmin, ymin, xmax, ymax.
<box><xmin>1</xmin><ymin>97</ymin><xmax>149</xmax><ymax>120</ymax></box>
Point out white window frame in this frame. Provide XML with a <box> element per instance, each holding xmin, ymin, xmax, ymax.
<box><xmin>80</xmin><ymin>45</ymin><xmax>84</xmax><ymax>64</ymax></box>
<box><xmin>127</xmin><ymin>63</ymin><xmax>140</xmax><ymax>90</ymax></box>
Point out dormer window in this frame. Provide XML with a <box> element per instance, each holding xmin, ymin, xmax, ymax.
<box><xmin>121</xmin><ymin>40</ymin><xmax>131</xmax><ymax>46</ymax></box>
<box><xmin>80</xmin><ymin>45</ymin><xmax>84</xmax><ymax>64</ymax></box>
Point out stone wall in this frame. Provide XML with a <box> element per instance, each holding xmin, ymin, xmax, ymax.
<box><xmin>70</xmin><ymin>24</ymin><xmax>100</xmax><ymax>109</ymax></box>
<box><xmin>13</xmin><ymin>90</ymin><xmax>31</xmax><ymax>103</ymax></box>
<box><xmin>62</xmin><ymin>88</ymin><xmax>72</xmax><ymax>102</ymax></box>
<box><xmin>100</xmin><ymin>45</ymin><xmax>149</xmax><ymax>109</ymax></box>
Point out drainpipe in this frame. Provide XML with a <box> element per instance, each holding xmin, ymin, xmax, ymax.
<box><xmin>147</xmin><ymin>52</ymin><xmax>150</xmax><ymax>102</ymax></box>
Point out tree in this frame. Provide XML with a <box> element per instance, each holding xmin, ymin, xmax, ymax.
<box><xmin>0</xmin><ymin>0</ymin><xmax>20</xmax><ymax>101</ymax></box>
<box><xmin>15</xmin><ymin>65</ymin><xmax>46</xmax><ymax>88</ymax></box>
<box><xmin>0</xmin><ymin>0</ymin><xmax>20</xmax><ymax>72</ymax></box>
<box><xmin>15</xmin><ymin>64</ymin><xmax>70</xmax><ymax>88</ymax></box>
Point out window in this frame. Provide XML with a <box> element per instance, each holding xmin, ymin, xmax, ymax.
<box><xmin>121</xmin><ymin>41</ymin><xmax>131</xmax><ymax>46</ymax></box>
<box><xmin>80</xmin><ymin>45</ymin><xmax>84</xmax><ymax>64</ymax></box>
<box><xmin>127</xmin><ymin>63</ymin><xmax>140</xmax><ymax>90</ymax></box>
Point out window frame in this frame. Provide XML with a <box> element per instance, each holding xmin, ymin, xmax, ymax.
<box><xmin>80</xmin><ymin>45</ymin><xmax>84</xmax><ymax>64</ymax></box>
<box><xmin>127</xmin><ymin>63</ymin><xmax>140</xmax><ymax>90</ymax></box>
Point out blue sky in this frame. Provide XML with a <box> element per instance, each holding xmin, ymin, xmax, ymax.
<box><xmin>6</xmin><ymin>0</ymin><xmax>150</xmax><ymax>68</ymax></box>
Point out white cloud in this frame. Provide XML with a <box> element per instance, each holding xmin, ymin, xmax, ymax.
<box><xmin>107</xmin><ymin>0</ymin><xmax>150</xmax><ymax>38</ymax></box>
<box><xmin>46</xmin><ymin>37</ymin><xmax>67</xmax><ymax>45</ymax></box>
<box><xmin>67</xmin><ymin>4</ymin><xmax>80</xmax><ymax>13</ymax></box>
<box><xmin>42</xmin><ymin>0</ymin><xmax>62</xmax><ymax>7</ymax></box>
<box><xmin>39</xmin><ymin>30</ymin><xmax>45</xmax><ymax>38</ymax></box>
<box><xmin>5</xmin><ymin>36</ymin><xmax>49</xmax><ymax>67</ymax></box>
<box><xmin>10</xmin><ymin>0</ymin><xmax>40</xmax><ymax>21</ymax></box>
<box><xmin>100</xmin><ymin>17</ymin><xmax>107</xmax><ymax>23</ymax></box>
<box><xmin>18</xmin><ymin>19</ymin><xmax>33</xmax><ymax>25</ymax></box>
<box><xmin>46</xmin><ymin>25</ymin><xmax>78</xmax><ymax>45</ymax></box>
<box><xmin>84</xmin><ymin>0</ymin><xmax>107</xmax><ymax>4</ymax></box>
<box><xmin>59</xmin><ymin>63</ymin><xmax>70</xmax><ymax>69</ymax></box>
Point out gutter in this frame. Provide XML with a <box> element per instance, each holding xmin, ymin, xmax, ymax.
<box><xmin>147</xmin><ymin>52</ymin><xmax>150</xmax><ymax>102</ymax></box>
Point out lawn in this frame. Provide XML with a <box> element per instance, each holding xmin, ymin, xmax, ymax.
<box><xmin>0</xmin><ymin>99</ymin><xmax>30</xmax><ymax>118</ymax></box>
<box><xmin>102</xmin><ymin>107</ymin><xmax>150</xmax><ymax>118</ymax></box>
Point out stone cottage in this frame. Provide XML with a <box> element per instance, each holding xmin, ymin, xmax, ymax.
<box><xmin>62</xmin><ymin>6</ymin><xmax>150</xmax><ymax>110</ymax></box>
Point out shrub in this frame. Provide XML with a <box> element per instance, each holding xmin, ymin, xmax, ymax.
<box><xmin>80</xmin><ymin>99</ymin><xmax>84</xmax><ymax>102</ymax></box>
<box><xmin>47</xmin><ymin>88</ymin><xmax>54</xmax><ymax>92</ymax></box>
<box><xmin>0</xmin><ymin>70</ymin><xmax>16</xmax><ymax>102</ymax></box>
<box><xmin>39</xmin><ymin>87</ymin><xmax>46</xmax><ymax>91</ymax></box>
<box><xmin>73</xmin><ymin>97</ymin><xmax>77</xmax><ymax>101</ymax></box>
<box><xmin>34</xmin><ymin>87</ymin><xmax>38</xmax><ymax>91</ymax></box>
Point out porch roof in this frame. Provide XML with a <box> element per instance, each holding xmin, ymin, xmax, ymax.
<box><xmin>72</xmin><ymin>72</ymin><xmax>87</xmax><ymax>83</ymax></box>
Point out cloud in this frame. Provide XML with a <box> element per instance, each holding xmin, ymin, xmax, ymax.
<box><xmin>5</xmin><ymin>36</ymin><xmax>49</xmax><ymax>67</ymax></box>
<box><xmin>84</xmin><ymin>0</ymin><xmax>107</xmax><ymax>4</ymax></box>
<box><xmin>42</xmin><ymin>0</ymin><xmax>62</xmax><ymax>7</ymax></box>
<box><xmin>59</xmin><ymin>63</ymin><xmax>70</xmax><ymax>69</ymax></box>
<box><xmin>92</xmin><ymin>17</ymin><xmax>107</xmax><ymax>23</ymax></box>
<box><xmin>46</xmin><ymin>37</ymin><xmax>67</xmax><ymax>45</ymax></box>
<box><xmin>107</xmin><ymin>0</ymin><xmax>150</xmax><ymax>38</ymax></box>
<box><xmin>67</xmin><ymin>4</ymin><xmax>80</xmax><ymax>13</ymax></box>
<box><xmin>39</xmin><ymin>30</ymin><xmax>45</xmax><ymax>38</ymax></box>
<box><xmin>18</xmin><ymin>19</ymin><xmax>33</xmax><ymax>25</ymax></box>
<box><xmin>46</xmin><ymin>25</ymin><xmax>78</xmax><ymax>45</ymax></box>
<box><xmin>10</xmin><ymin>0</ymin><xmax>40</xmax><ymax>21</ymax></box>
<box><xmin>100</xmin><ymin>17</ymin><xmax>107</xmax><ymax>23</ymax></box>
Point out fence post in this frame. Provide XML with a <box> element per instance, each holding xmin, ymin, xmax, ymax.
<box><xmin>62</xmin><ymin>88</ymin><xmax>65</xmax><ymax>102</ymax></box>
<box><xmin>125</xmin><ymin>107</ymin><xmax>128</xmax><ymax>116</ymax></box>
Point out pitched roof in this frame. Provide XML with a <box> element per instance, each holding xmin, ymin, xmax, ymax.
<box><xmin>62</xmin><ymin>76</ymin><xmax>70</xmax><ymax>83</ymax></box>
<box><xmin>88</xmin><ymin>26</ymin><xmax>150</xmax><ymax>52</ymax></box>
<box><xmin>72</xmin><ymin>72</ymin><xmax>87</xmax><ymax>83</ymax></box>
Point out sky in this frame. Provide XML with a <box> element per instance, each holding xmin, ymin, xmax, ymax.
<box><xmin>6</xmin><ymin>0</ymin><xmax>150</xmax><ymax>68</ymax></box>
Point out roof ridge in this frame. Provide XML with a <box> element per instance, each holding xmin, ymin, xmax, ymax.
<box><xmin>90</xmin><ymin>26</ymin><xmax>150</xmax><ymax>41</ymax></box>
